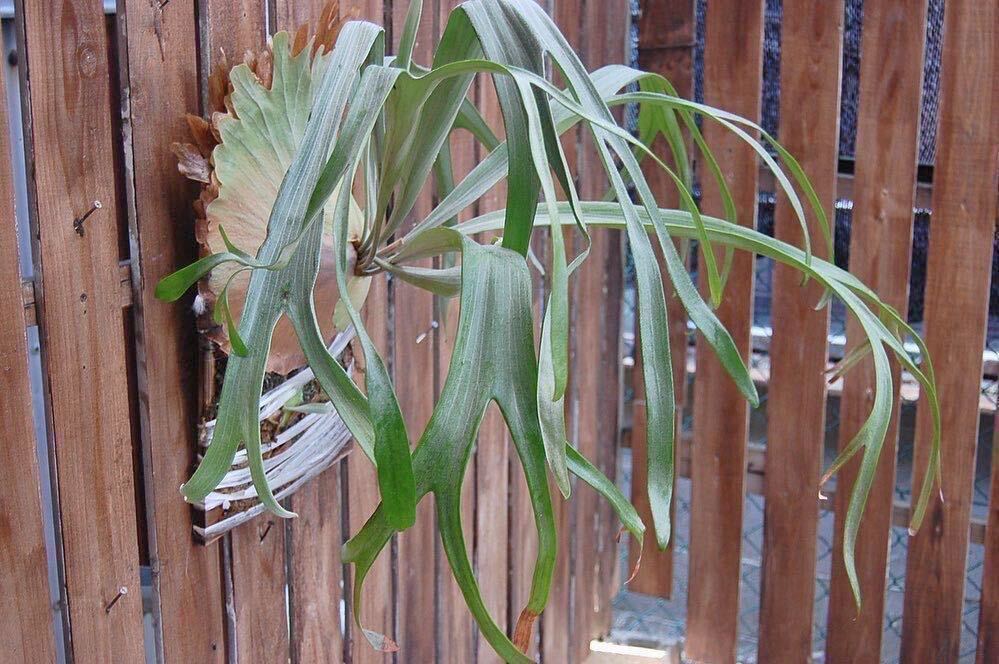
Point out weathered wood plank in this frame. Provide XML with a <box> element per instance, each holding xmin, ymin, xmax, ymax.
<box><xmin>201</xmin><ymin>0</ymin><xmax>267</xmax><ymax>71</ymax></box>
<box><xmin>287</xmin><ymin>472</ymin><xmax>345</xmax><ymax>664</ymax></box>
<box><xmin>390</xmin><ymin>173</ymin><xmax>438</xmax><ymax>660</ymax></box>
<box><xmin>346</xmin><ymin>275</ymin><xmax>396</xmax><ymax>664</ymax></box>
<box><xmin>542</xmin><ymin>2</ymin><xmax>580</xmax><ymax>659</ymax></box>
<box><xmin>231</xmin><ymin>517</ymin><xmax>288</xmax><ymax>662</ymax></box>
<box><xmin>273</xmin><ymin>0</ymin><xmax>327</xmax><ymax>35</ymax></box>
<box><xmin>342</xmin><ymin>0</ymin><xmax>384</xmax><ymax>21</ymax></box>
<box><xmin>116</xmin><ymin>0</ymin><xmax>228</xmax><ymax>661</ymax></box>
<box><xmin>569</xmin><ymin>39</ymin><xmax>606</xmax><ymax>664</ymax></box>
<box><xmin>0</xmin><ymin>35</ymin><xmax>57</xmax><ymax>663</ymax></box>
<box><xmin>390</xmin><ymin>1</ymin><xmax>440</xmax><ymax>661</ymax></box>
<box><xmin>265</xmin><ymin>5</ymin><xmax>349</xmax><ymax>663</ymax></box>
<box><xmin>978</xmin><ymin>413</ymin><xmax>999</xmax><ymax>664</ymax></box>
<box><xmin>757</xmin><ymin>1</ymin><xmax>841</xmax><ymax>661</ymax></box>
<box><xmin>824</xmin><ymin>3</ymin><xmax>928</xmax><ymax>660</ymax></box>
<box><xmin>425</xmin><ymin>9</ymin><xmax>486</xmax><ymax>657</ymax></box>
<box><xmin>684</xmin><ymin>0</ymin><xmax>763</xmax><ymax>661</ymax></box>
<box><xmin>579</xmin><ymin>1</ymin><xmax>628</xmax><ymax>648</ymax></box>
<box><xmin>899</xmin><ymin>0</ymin><xmax>997</xmax><ymax>659</ymax></box>
<box><xmin>200</xmin><ymin>3</ymin><xmax>290</xmax><ymax>662</ymax></box>
<box><xmin>470</xmin><ymin>49</ymin><xmax>540</xmax><ymax>662</ymax></box>
<box><xmin>629</xmin><ymin>0</ymin><xmax>696</xmax><ymax>601</ymax></box>
<box><xmin>475</xmin><ymin>404</ymin><xmax>511</xmax><ymax>664</ymax></box>
<box><xmin>342</xmin><ymin>13</ymin><xmax>391</xmax><ymax>662</ymax></box>
<box><xmin>515</xmin><ymin>226</ymin><xmax>547</xmax><ymax>664</ymax></box>
<box><xmin>14</xmin><ymin>1</ymin><xmax>146</xmax><ymax>660</ymax></box>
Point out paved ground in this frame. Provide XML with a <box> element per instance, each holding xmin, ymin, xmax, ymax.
<box><xmin>609</xmin><ymin>427</ymin><xmax>990</xmax><ymax>663</ymax></box>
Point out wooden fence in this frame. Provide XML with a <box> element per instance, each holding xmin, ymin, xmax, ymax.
<box><xmin>0</xmin><ymin>1</ymin><xmax>997</xmax><ymax>664</ymax></box>
<box><xmin>628</xmin><ymin>1</ymin><xmax>998</xmax><ymax>663</ymax></box>
<box><xmin>0</xmin><ymin>1</ymin><xmax>626</xmax><ymax>663</ymax></box>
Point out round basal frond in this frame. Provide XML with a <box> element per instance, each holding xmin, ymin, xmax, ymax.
<box><xmin>173</xmin><ymin>27</ymin><xmax>366</xmax><ymax>374</ymax></box>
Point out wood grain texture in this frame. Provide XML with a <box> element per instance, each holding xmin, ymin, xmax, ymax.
<box><xmin>263</xmin><ymin>5</ymin><xmax>347</xmax><ymax>663</ymax></box>
<box><xmin>0</xmin><ymin>36</ymin><xmax>57</xmax><ymax>663</ymax></box>
<box><xmin>899</xmin><ymin>0</ymin><xmax>998</xmax><ymax>660</ymax></box>
<box><xmin>117</xmin><ymin>1</ymin><xmax>228</xmax><ymax>662</ymax></box>
<box><xmin>569</xmin><ymin>5</ymin><xmax>606</xmax><ymax>657</ymax></box>
<box><xmin>390</xmin><ymin>1</ymin><xmax>439</xmax><ymax>661</ymax></box>
<box><xmin>14</xmin><ymin>1</ymin><xmax>146</xmax><ymax>660</ymax></box>
<box><xmin>436</xmin><ymin>4</ymin><xmax>479</xmax><ymax>660</ymax></box>
<box><xmin>521</xmin><ymin>197</ymin><xmax>549</xmax><ymax>664</ymax></box>
<box><xmin>336</xmin><ymin>6</ymin><xmax>391</xmax><ymax>663</ymax></box>
<box><xmin>231</xmin><ymin>516</ymin><xmax>289</xmax><ymax>662</ymax></box>
<box><xmin>272</xmin><ymin>0</ymin><xmax>326</xmax><ymax>35</ymax></box>
<box><xmin>542</xmin><ymin>3</ymin><xmax>579</xmax><ymax>660</ymax></box>
<box><xmin>979</xmin><ymin>414</ymin><xmax>999</xmax><ymax>664</ymax></box>
<box><xmin>336</xmin><ymin>0</ymin><xmax>392</xmax><ymax>652</ymax></box>
<box><xmin>346</xmin><ymin>273</ymin><xmax>396</xmax><ymax>664</ymax></box>
<box><xmin>684</xmin><ymin>0</ymin><xmax>762</xmax><ymax>661</ymax></box>
<box><xmin>472</xmin><ymin>48</ymin><xmax>543</xmax><ymax>662</ymax></box>
<box><xmin>581</xmin><ymin>1</ymin><xmax>628</xmax><ymax>646</ymax></box>
<box><xmin>201</xmin><ymin>0</ymin><xmax>267</xmax><ymax>71</ymax></box>
<box><xmin>287</xmin><ymin>472</ymin><xmax>345</xmax><ymax>664</ymax></box>
<box><xmin>201</xmin><ymin>3</ymin><xmax>292</xmax><ymax>662</ymax></box>
<box><xmin>823</xmin><ymin>3</ymin><xmax>928</xmax><ymax>661</ymax></box>
<box><xmin>756</xmin><ymin>1</ymin><xmax>841</xmax><ymax>661</ymax></box>
<box><xmin>390</xmin><ymin>170</ymin><xmax>438</xmax><ymax>661</ymax></box>
<box><xmin>475</xmin><ymin>404</ymin><xmax>511</xmax><ymax>664</ymax></box>
<box><xmin>342</xmin><ymin>0</ymin><xmax>385</xmax><ymax>22</ymax></box>
<box><xmin>629</xmin><ymin>0</ymin><xmax>696</xmax><ymax>600</ymax></box>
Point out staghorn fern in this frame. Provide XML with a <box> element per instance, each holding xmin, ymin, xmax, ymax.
<box><xmin>156</xmin><ymin>1</ymin><xmax>942</xmax><ymax>661</ymax></box>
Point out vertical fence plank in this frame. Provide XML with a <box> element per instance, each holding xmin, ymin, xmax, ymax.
<box><xmin>265</xmin><ymin>5</ymin><xmax>349</xmax><ymax>663</ymax></box>
<box><xmin>571</xmin><ymin>210</ymin><xmax>603</xmax><ymax>661</ymax></box>
<box><xmin>470</xmin><ymin>4</ymin><xmax>544</xmax><ymax>656</ymax></box>
<box><xmin>342</xmin><ymin>0</ymin><xmax>384</xmax><ymax>22</ymax></box>
<box><xmin>199</xmin><ymin>3</ymin><xmax>291</xmax><ymax>662</ymax></box>
<box><xmin>899</xmin><ymin>0</ymin><xmax>998</xmax><ymax>659</ymax></box>
<box><xmin>824</xmin><ymin>3</ymin><xmax>928</xmax><ymax>660</ymax></box>
<box><xmin>474</xmin><ymin>404</ymin><xmax>511</xmax><ymax>663</ymax></box>
<box><xmin>432</xmin><ymin>7</ymin><xmax>491</xmax><ymax>658</ymax></box>
<box><xmin>979</xmin><ymin>413</ymin><xmax>999</xmax><ymax>663</ymax></box>
<box><xmin>471</xmin><ymin>78</ymin><xmax>516</xmax><ymax>663</ymax></box>
<box><xmin>630</xmin><ymin>0</ymin><xmax>689</xmax><ymax>611</ymax></box>
<box><xmin>578</xmin><ymin>1</ymin><xmax>628</xmax><ymax>649</ymax></box>
<box><xmin>201</xmin><ymin>0</ymin><xmax>267</xmax><ymax>73</ymax></box>
<box><xmin>757</xmin><ymin>1</ymin><xmax>842</xmax><ymax>661</ymax></box>
<box><xmin>542</xmin><ymin>2</ymin><xmax>579</xmax><ymax>658</ymax></box>
<box><xmin>684</xmin><ymin>0</ymin><xmax>763</xmax><ymax>661</ymax></box>
<box><xmin>14</xmin><ymin>1</ymin><xmax>146</xmax><ymax>660</ymax></box>
<box><xmin>570</xmin><ymin>1</ymin><xmax>608</xmax><ymax>651</ymax></box>
<box><xmin>468</xmin><ymin>47</ymin><xmax>540</xmax><ymax>662</ymax></box>
<box><xmin>346</xmin><ymin>274</ymin><xmax>396</xmax><ymax>664</ymax></box>
<box><xmin>541</xmin><ymin>295</ymin><xmax>572</xmax><ymax>661</ymax></box>
<box><xmin>231</xmin><ymin>517</ymin><xmax>289</xmax><ymax>662</ymax></box>
<box><xmin>117</xmin><ymin>1</ymin><xmax>228</xmax><ymax>662</ymax></box>
<box><xmin>272</xmin><ymin>0</ymin><xmax>324</xmax><ymax>34</ymax></box>
<box><xmin>435</xmin><ymin>4</ymin><xmax>480</xmax><ymax>661</ymax></box>
<box><xmin>337</xmin><ymin>6</ymin><xmax>392</xmax><ymax>664</ymax></box>
<box><xmin>390</xmin><ymin>1</ymin><xmax>439</xmax><ymax>660</ymax></box>
<box><xmin>287</xmin><ymin>475</ymin><xmax>345</xmax><ymax>663</ymax></box>
<box><xmin>390</xmin><ymin>163</ymin><xmax>438</xmax><ymax>657</ymax></box>
<box><xmin>340</xmin><ymin>6</ymin><xmax>390</xmax><ymax>662</ymax></box>
<box><xmin>629</xmin><ymin>0</ymin><xmax>696</xmax><ymax>602</ymax></box>
<box><xmin>0</xmin><ymin>42</ymin><xmax>56</xmax><ymax>664</ymax></box>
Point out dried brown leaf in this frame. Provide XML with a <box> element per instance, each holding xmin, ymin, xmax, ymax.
<box><xmin>185</xmin><ymin>114</ymin><xmax>217</xmax><ymax>156</ymax></box>
<box><xmin>292</xmin><ymin>24</ymin><xmax>310</xmax><ymax>57</ymax></box>
<box><xmin>171</xmin><ymin>142</ymin><xmax>211</xmax><ymax>183</ymax></box>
